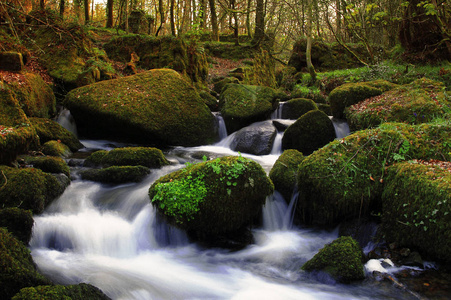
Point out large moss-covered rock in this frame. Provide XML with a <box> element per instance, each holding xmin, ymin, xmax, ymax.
<box><xmin>104</xmin><ymin>35</ymin><xmax>208</xmax><ymax>83</ymax></box>
<box><xmin>80</xmin><ymin>166</ymin><xmax>150</xmax><ymax>184</ymax></box>
<box><xmin>297</xmin><ymin>122</ymin><xmax>451</xmax><ymax>226</ymax></box>
<box><xmin>329</xmin><ymin>80</ymin><xmax>397</xmax><ymax>119</ymax></box>
<box><xmin>30</xmin><ymin>117</ymin><xmax>83</xmax><ymax>152</ymax></box>
<box><xmin>229</xmin><ymin>121</ymin><xmax>277</xmax><ymax>155</ymax></box>
<box><xmin>149</xmin><ymin>156</ymin><xmax>274</xmax><ymax>235</ymax></box>
<box><xmin>84</xmin><ymin>147</ymin><xmax>169</xmax><ymax>168</ymax></box>
<box><xmin>21</xmin><ymin>155</ymin><xmax>70</xmax><ymax>177</ymax></box>
<box><xmin>302</xmin><ymin>236</ymin><xmax>365</xmax><ymax>283</ymax></box>
<box><xmin>64</xmin><ymin>69</ymin><xmax>217</xmax><ymax>146</ymax></box>
<box><xmin>42</xmin><ymin>140</ymin><xmax>72</xmax><ymax>157</ymax></box>
<box><xmin>12</xmin><ymin>283</ymin><xmax>111</xmax><ymax>300</ymax></box>
<box><xmin>381</xmin><ymin>160</ymin><xmax>451</xmax><ymax>263</ymax></box>
<box><xmin>346</xmin><ymin>78</ymin><xmax>451</xmax><ymax>130</ymax></box>
<box><xmin>219</xmin><ymin>83</ymin><xmax>279</xmax><ymax>132</ymax></box>
<box><xmin>0</xmin><ymin>88</ymin><xmax>39</xmax><ymax>164</ymax></box>
<box><xmin>0</xmin><ymin>228</ymin><xmax>50</xmax><ymax>299</ymax></box>
<box><xmin>282</xmin><ymin>110</ymin><xmax>335</xmax><ymax>155</ymax></box>
<box><xmin>0</xmin><ymin>208</ymin><xmax>34</xmax><ymax>244</ymax></box>
<box><xmin>281</xmin><ymin>98</ymin><xmax>318</xmax><ymax>120</ymax></box>
<box><xmin>213</xmin><ymin>77</ymin><xmax>240</xmax><ymax>94</ymax></box>
<box><xmin>269</xmin><ymin>149</ymin><xmax>304</xmax><ymax>201</ymax></box>
<box><xmin>0</xmin><ymin>166</ymin><xmax>66</xmax><ymax>214</ymax></box>
<box><xmin>7</xmin><ymin>72</ymin><xmax>56</xmax><ymax>118</ymax></box>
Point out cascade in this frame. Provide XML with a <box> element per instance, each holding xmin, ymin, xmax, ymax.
<box><xmin>329</xmin><ymin>117</ymin><xmax>351</xmax><ymax>139</ymax></box>
<box><xmin>271</xmin><ymin>102</ymin><xmax>285</xmax><ymax>119</ymax></box>
<box><xmin>56</xmin><ymin>108</ymin><xmax>78</xmax><ymax>136</ymax></box>
<box><xmin>214</xmin><ymin>112</ymin><xmax>228</xmax><ymax>141</ymax></box>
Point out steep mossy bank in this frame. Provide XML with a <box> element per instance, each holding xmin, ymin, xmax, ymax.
<box><xmin>149</xmin><ymin>156</ymin><xmax>274</xmax><ymax>235</ymax></box>
<box><xmin>346</xmin><ymin>78</ymin><xmax>451</xmax><ymax>130</ymax></box>
<box><xmin>64</xmin><ymin>69</ymin><xmax>217</xmax><ymax>146</ymax></box>
<box><xmin>104</xmin><ymin>35</ymin><xmax>208</xmax><ymax>84</ymax></box>
<box><xmin>297</xmin><ymin>122</ymin><xmax>451</xmax><ymax>227</ymax></box>
<box><xmin>0</xmin><ymin>228</ymin><xmax>50</xmax><ymax>299</ymax></box>
<box><xmin>381</xmin><ymin>160</ymin><xmax>451</xmax><ymax>264</ymax></box>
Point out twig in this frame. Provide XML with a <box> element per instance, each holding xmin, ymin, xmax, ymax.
<box><xmin>0</xmin><ymin>171</ymin><xmax>7</xmax><ymax>191</ymax></box>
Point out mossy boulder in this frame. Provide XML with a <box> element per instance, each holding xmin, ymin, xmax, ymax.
<box><xmin>0</xmin><ymin>208</ymin><xmax>34</xmax><ymax>244</ymax></box>
<box><xmin>0</xmin><ymin>166</ymin><xmax>67</xmax><ymax>214</ymax></box>
<box><xmin>64</xmin><ymin>69</ymin><xmax>217</xmax><ymax>146</ymax></box>
<box><xmin>149</xmin><ymin>156</ymin><xmax>274</xmax><ymax>235</ymax></box>
<box><xmin>104</xmin><ymin>35</ymin><xmax>208</xmax><ymax>83</ymax></box>
<box><xmin>29</xmin><ymin>117</ymin><xmax>83</xmax><ymax>152</ymax></box>
<box><xmin>0</xmin><ymin>228</ymin><xmax>50</xmax><ymax>299</ymax></box>
<box><xmin>7</xmin><ymin>72</ymin><xmax>56</xmax><ymax>118</ymax></box>
<box><xmin>302</xmin><ymin>236</ymin><xmax>365</xmax><ymax>283</ymax></box>
<box><xmin>329</xmin><ymin>80</ymin><xmax>397</xmax><ymax>119</ymax></box>
<box><xmin>0</xmin><ymin>51</ymin><xmax>24</xmax><ymax>71</ymax></box>
<box><xmin>381</xmin><ymin>160</ymin><xmax>451</xmax><ymax>263</ymax></box>
<box><xmin>213</xmin><ymin>77</ymin><xmax>240</xmax><ymax>94</ymax></box>
<box><xmin>12</xmin><ymin>283</ymin><xmax>110</xmax><ymax>300</ymax></box>
<box><xmin>42</xmin><ymin>140</ymin><xmax>72</xmax><ymax>157</ymax></box>
<box><xmin>269</xmin><ymin>149</ymin><xmax>304</xmax><ymax>201</ymax></box>
<box><xmin>199</xmin><ymin>90</ymin><xmax>219</xmax><ymax>111</ymax></box>
<box><xmin>21</xmin><ymin>155</ymin><xmax>70</xmax><ymax>177</ymax></box>
<box><xmin>219</xmin><ymin>83</ymin><xmax>279</xmax><ymax>132</ymax></box>
<box><xmin>80</xmin><ymin>166</ymin><xmax>150</xmax><ymax>184</ymax></box>
<box><xmin>0</xmin><ymin>88</ymin><xmax>39</xmax><ymax>164</ymax></box>
<box><xmin>84</xmin><ymin>147</ymin><xmax>169</xmax><ymax>168</ymax></box>
<box><xmin>297</xmin><ymin>122</ymin><xmax>451</xmax><ymax>226</ymax></box>
<box><xmin>281</xmin><ymin>98</ymin><xmax>318</xmax><ymax>119</ymax></box>
<box><xmin>282</xmin><ymin>110</ymin><xmax>335</xmax><ymax>155</ymax></box>
<box><xmin>345</xmin><ymin>78</ymin><xmax>451</xmax><ymax>130</ymax></box>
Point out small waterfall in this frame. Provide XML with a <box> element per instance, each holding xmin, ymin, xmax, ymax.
<box><xmin>56</xmin><ymin>108</ymin><xmax>78</xmax><ymax>137</ymax></box>
<box><xmin>330</xmin><ymin>117</ymin><xmax>350</xmax><ymax>139</ymax></box>
<box><xmin>214</xmin><ymin>113</ymin><xmax>228</xmax><ymax>141</ymax></box>
<box><xmin>262</xmin><ymin>190</ymin><xmax>298</xmax><ymax>231</ymax></box>
<box><xmin>270</xmin><ymin>132</ymin><xmax>283</xmax><ymax>155</ymax></box>
<box><xmin>271</xmin><ymin>102</ymin><xmax>285</xmax><ymax>119</ymax></box>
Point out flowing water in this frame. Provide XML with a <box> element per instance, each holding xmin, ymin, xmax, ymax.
<box><xmin>29</xmin><ymin>111</ymin><xmax>420</xmax><ymax>299</ymax></box>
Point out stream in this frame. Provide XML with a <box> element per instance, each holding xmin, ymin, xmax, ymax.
<box><xmin>29</xmin><ymin>111</ymin><xmax>419</xmax><ymax>299</ymax></box>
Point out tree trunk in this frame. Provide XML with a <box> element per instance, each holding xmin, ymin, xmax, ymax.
<box><xmin>306</xmin><ymin>0</ymin><xmax>316</xmax><ymax>84</ymax></box>
<box><xmin>252</xmin><ymin>0</ymin><xmax>265</xmax><ymax>45</ymax></box>
<box><xmin>246</xmin><ymin>0</ymin><xmax>252</xmax><ymax>38</ymax></box>
<box><xmin>106</xmin><ymin>0</ymin><xmax>114</xmax><ymax>28</ymax></box>
<box><xmin>170</xmin><ymin>0</ymin><xmax>176</xmax><ymax>35</ymax></box>
<box><xmin>124</xmin><ymin>0</ymin><xmax>129</xmax><ymax>32</ymax></box>
<box><xmin>230</xmin><ymin>0</ymin><xmax>239</xmax><ymax>45</ymax></box>
<box><xmin>40</xmin><ymin>0</ymin><xmax>44</xmax><ymax>9</ymax></box>
<box><xmin>59</xmin><ymin>0</ymin><xmax>65</xmax><ymax>16</ymax></box>
<box><xmin>209</xmin><ymin>0</ymin><xmax>219</xmax><ymax>41</ymax></box>
<box><xmin>84</xmin><ymin>0</ymin><xmax>89</xmax><ymax>25</ymax></box>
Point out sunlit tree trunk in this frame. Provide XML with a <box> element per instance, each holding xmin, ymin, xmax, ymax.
<box><xmin>106</xmin><ymin>0</ymin><xmax>114</xmax><ymax>28</ymax></box>
<box><xmin>156</xmin><ymin>0</ymin><xmax>165</xmax><ymax>36</ymax></box>
<box><xmin>209</xmin><ymin>0</ymin><xmax>219</xmax><ymax>41</ymax></box>
<box><xmin>252</xmin><ymin>0</ymin><xmax>265</xmax><ymax>45</ymax></box>
<box><xmin>170</xmin><ymin>0</ymin><xmax>176</xmax><ymax>35</ymax></box>
<box><xmin>306</xmin><ymin>0</ymin><xmax>316</xmax><ymax>83</ymax></box>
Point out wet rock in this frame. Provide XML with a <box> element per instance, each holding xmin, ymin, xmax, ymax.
<box><xmin>272</xmin><ymin>119</ymin><xmax>295</xmax><ymax>131</ymax></box>
<box><xmin>230</xmin><ymin>121</ymin><xmax>277</xmax><ymax>155</ymax></box>
<box><xmin>402</xmin><ymin>252</ymin><xmax>424</xmax><ymax>269</ymax></box>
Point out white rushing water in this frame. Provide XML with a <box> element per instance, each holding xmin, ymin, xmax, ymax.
<box><xmin>35</xmin><ymin>116</ymin><xmax>410</xmax><ymax>299</ymax></box>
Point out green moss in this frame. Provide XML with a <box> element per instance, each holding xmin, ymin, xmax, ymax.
<box><xmin>381</xmin><ymin>161</ymin><xmax>451</xmax><ymax>263</ymax></box>
<box><xmin>12</xmin><ymin>283</ymin><xmax>110</xmax><ymax>300</ymax></box>
<box><xmin>84</xmin><ymin>147</ymin><xmax>169</xmax><ymax>168</ymax></box>
<box><xmin>219</xmin><ymin>83</ymin><xmax>279</xmax><ymax>132</ymax></box>
<box><xmin>0</xmin><ymin>228</ymin><xmax>50</xmax><ymax>299</ymax></box>
<box><xmin>243</xmin><ymin>49</ymin><xmax>277</xmax><ymax>88</ymax></box>
<box><xmin>317</xmin><ymin>103</ymin><xmax>332</xmax><ymax>116</ymax></box>
<box><xmin>213</xmin><ymin>77</ymin><xmax>240</xmax><ymax>94</ymax></box>
<box><xmin>104</xmin><ymin>35</ymin><xmax>208</xmax><ymax>83</ymax></box>
<box><xmin>30</xmin><ymin>117</ymin><xmax>83</xmax><ymax>152</ymax></box>
<box><xmin>0</xmin><ymin>166</ymin><xmax>66</xmax><ymax>214</ymax></box>
<box><xmin>42</xmin><ymin>140</ymin><xmax>72</xmax><ymax>157</ymax></box>
<box><xmin>21</xmin><ymin>155</ymin><xmax>70</xmax><ymax>177</ymax></box>
<box><xmin>282</xmin><ymin>110</ymin><xmax>335</xmax><ymax>155</ymax></box>
<box><xmin>7</xmin><ymin>72</ymin><xmax>56</xmax><ymax>118</ymax></box>
<box><xmin>203</xmin><ymin>42</ymin><xmax>255</xmax><ymax>60</ymax></box>
<box><xmin>346</xmin><ymin>78</ymin><xmax>451</xmax><ymax>130</ymax></box>
<box><xmin>64</xmin><ymin>69</ymin><xmax>216</xmax><ymax>146</ymax></box>
<box><xmin>149</xmin><ymin>155</ymin><xmax>274</xmax><ymax>234</ymax></box>
<box><xmin>329</xmin><ymin>80</ymin><xmax>398</xmax><ymax>119</ymax></box>
<box><xmin>80</xmin><ymin>166</ymin><xmax>150</xmax><ymax>184</ymax></box>
<box><xmin>269</xmin><ymin>149</ymin><xmax>304</xmax><ymax>201</ymax></box>
<box><xmin>291</xmin><ymin>85</ymin><xmax>326</xmax><ymax>103</ymax></box>
<box><xmin>0</xmin><ymin>208</ymin><xmax>34</xmax><ymax>244</ymax></box>
<box><xmin>198</xmin><ymin>90</ymin><xmax>218</xmax><ymax>111</ymax></box>
<box><xmin>297</xmin><ymin>122</ymin><xmax>451</xmax><ymax>226</ymax></box>
<box><xmin>302</xmin><ymin>236</ymin><xmax>365</xmax><ymax>283</ymax></box>
<box><xmin>0</xmin><ymin>89</ymin><xmax>39</xmax><ymax>164</ymax></box>
<box><xmin>282</xmin><ymin>98</ymin><xmax>318</xmax><ymax>120</ymax></box>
